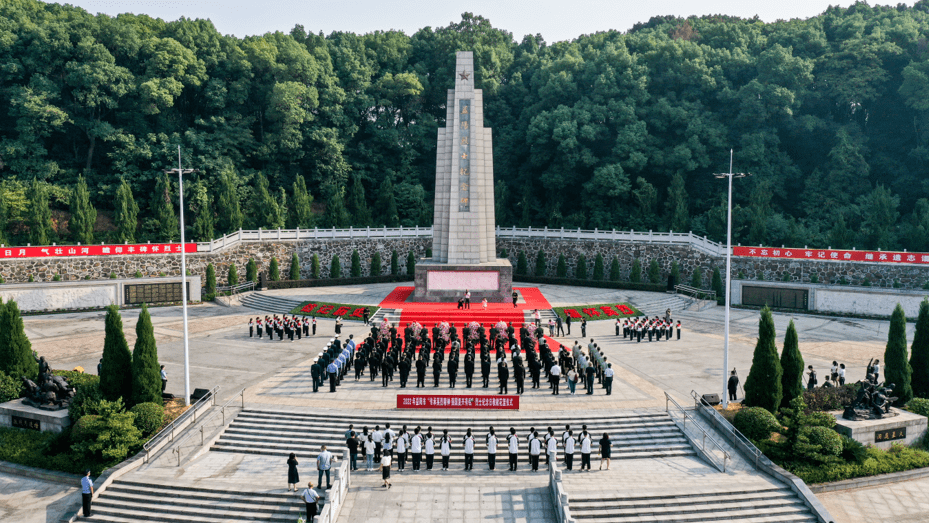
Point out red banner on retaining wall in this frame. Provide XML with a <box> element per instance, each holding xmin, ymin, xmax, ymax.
<box><xmin>733</xmin><ymin>246</ymin><xmax>929</xmax><ymax>265</ymax></box>
<box><xmin>397</xmin><ymin>394</ymin><xmax>519</xmax><ymax>410</ymax></box>
<box><xmin>0</xmin><ymin>243</ymin><xmax>197</xmax><ymax>259</ymax></box>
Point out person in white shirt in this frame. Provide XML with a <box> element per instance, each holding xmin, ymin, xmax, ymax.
<box><xmin>440</xmin><ymin>429</ymin><xmax>452</xmax><ymax>470</ymax></box>
<box><xmin>603</xmin><ymin>363</ymin><xmax>614</xmax><ymax>395</ymax></box>
<box><xmin>529</xmin><ymin>431</ymin><xmax>542</xmax><ymax>471</ymax></box>
<box><xmin>482</xmin><ymin>298</ymin><xmax>488</xmax><ymax>310</ymax></box>
<box><xmin>838</xmin><ymin>363</ymin><xmax>846</xmax><ymax>386</ymax></box>
<box><xmin>160</xmin><ymin>365</ymin><xmax>167</xmax><ymax>392</ymax></box>
<box><xmin>372</xmin><ymin>426</ymin><xmax>384</xmax><ymax>462</ymax></box>
<box><xmin>383</xmin><ymin>428</ymin><xmax>394</xmax><ymax>456</ymax></box>
<box><xmin>463</xmin><ymin>429</ymin><xmax>475</xmax><ymax>471</ymax></box>
<box><xmin>487</xmin><ymin>428</ymin><xmax>498</xmax><ymax>470</ymax></box>
<box><xmin>580</xmin><ymin>431</ymin><xmax>592</xmax><ymax>471</ymax></box>
<box><xmin>364</xmin><ymin>434</ymin><xmax>376</xmax><ymax>470</ymax></box>
<box><xmin>302</xmin><ymin>481</ymin><xmax>320</xmax><ymax>520</ymax></box>
<box><xmin>410</xmin><ymin>427</ymin><xmax>424</xmax><ymax>471</ymax></box>
<box><xmin>547</xmin><ymin>428</ymin><xmax>558</xmax><ymax>465</ymax></box>
<box><xmin>316</xmin><ymin>446</ymin><xmax>334</xmax><ymax>489</ymax></box>
<box><xmin>80</xmin><ymin>470</ymin><xmax>94</xmax><ymax>517</ymax></box>
<box><xmin>424</xmin><ymin>429</ymin><xmax>436</xmax><ymax>470</ymax></box>
<box><xmin>550</xmin><ymin>363</ymin><xmax>562</xmax><ymax>395</ymax></box>
<box><xmin>381</xmin><ymin>453</ymin><xmax>392</xmax><ymax>488</ymax></box>
<box><xmin>395</xmin><ymin>430</ymin><xmax>407</xmax><ymax>471</ymax></box>
<box><xmin>506</xmin><ymin>427</ymin><xmax>520</xmax><ymax>471</ymax></box>
<box><xmin>564</xmin><ymin>431</ymin><xmax>576</xmax><ymax>470</ymax></box>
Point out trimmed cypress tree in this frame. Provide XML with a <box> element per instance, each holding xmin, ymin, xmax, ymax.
<box><xmin>779</xmin><ymin>320</ymin><xmax>804</xmax><ymax>410</ymax></box>
<box><xmin>425</xmin><ymin>248</ymin><xmax>432</xmax><ymax>258</ymax></box>
<box><xmin>246</xmin><ymin>258</ymin><xmax>257</xmax><ymax>282</ymax></box>
<box><xmin>0</xmin><ymin>300</ymin><xmax>37</xmax><ymax>379</ymax></box>
<box><xmin>886</xmin><ymin>303</ymin><xmax>913</xmax><ymax>405</ymax></box>
<box><xmin>131</xmin><ymin>305</ymin><xmax>161</xmax><ymax>407</ymax></box>
<box><xmin>691</xmin><ymin>267</ymin><xmax>703</xmax><ymax>288</ymax></box>
<box><xmin>499</xmin><ymin>249</ymin><xmax>508</xmax><ymax>259</ymax></box>
<box><xmin>205</xmin><ymin>263</ymin><xmax>216</xmax><ymax>295</ymax></box>
<box><xmin>227</xmin><ymin>264</ymin><xmax>238</xmax><ymax>286</ymax></box>
<box><xmin>151</xmin><ymin>171</ymin><xmax>179</xmax><ymax>242</ymax></box>
<box><xmin>671</xmin><ymin>261</ymin><xmax>680</xmax><ymax>287</ymax></box>
<box><xmin>351</xmin><ymin>250</ymin><xmax>362</xmax><ymax>277</ymax></box>
<box><xmin>609</xmin><ymin>258</ymin><xmax>620</xmax><ymax>281</ymax></box>
<box><xmin>114</xmin><ymin>178</ymin><xmax>139</xmax><ymax>243</ymax></box>
<box><xmin>391</xmin><ymin>250</ymin><xmax>399</xmax><ymax>275</ymax></box>
<box><xmin>100</xmin><ymin>305</ymin><xmax>132</xmax><ymax>404</ymax></box>
<box><xmin>535</xmin><ymin>249</ymin><xmax>546</xmax><ymax>276</ymax></box>
<box><xmin>269</xmin><ymin>257</ymin><xmax>280</xmax><ymax>281</ymax></box>
<box><xmin>593</xmin><ymin>254</ymin><xmax>604</xmax><ymax>280</ymax></box>
<box><xmin>910</xmin><ymin>298</ymin><xmax>929</xmax><ymax>399</ymax></box>
<box><xmin>516</xmin><ymin>251</ymin><xmax>528</xmax><ymax>275</ymax></box>
<box><xmin>330</xmin><ymin>255</ymin><xmax>342</xmax><ymax>278</ymax></box>
<box><xmin>629</xmin><ymin>258</ymin><xmax>642</xmax><ymax>283</ymax></box>
<box><xmin>27</xmin><ymin>178</ymin><xmax>52</xmax><ymax>245</ymax></box>
<box><xmin>712</xmin><ymin>267</ymin><xmax>723</xmax><ymax>299</ymax></box>
<box><xmin>557</xmin><ymin>254</ymin><xmax>567</xmax><ymax>278</ymax></box>
<box><xmin>743</xmin><ymin>306</ymin><xmax>783</xmax><ymax>413</ymax></box>
<box><xmin>289</xmin><ymin>253</ymin><xmax>300</xmax><ymax>280</ymax></box>
<box><xmin>370</xmin><ymin>252</ymin><xmax>382</xmax><ymax>276</ymax></box>
<box><xmin>647</xmin><ymin>259</ymin><xmax>660</xmax><ymax>284</ymax></box>
<box><xmin>575</xmin><ymin>254</ymin><xmax>588</xmax><ymax>280</ymax></box>
<box><xmin>311</xmin><ymin>254</ymin><xmax>320</xmax><ymax>279</ymax></box>
<box><xmin>70</xmin><ymin>175</ymin><xmax>96</xmax><ymax>245</ymax></box>
<box><xmin>406</xmin><ymin>251</ymin><xmax>416</xmax><ymax>276</ymax></box>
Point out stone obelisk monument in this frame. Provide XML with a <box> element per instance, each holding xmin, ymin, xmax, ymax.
<box><xmin>412</xmin><ymin>51</ymin><xmax>512</xmax><ymax>302</ymax></box>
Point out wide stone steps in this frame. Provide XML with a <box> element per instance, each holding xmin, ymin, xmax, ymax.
<box><xmin>85</xmin><ymin>479</ymin><xmax>309</xmax><ymax>523</ymax></box>
<box><xmin>210</xmin><ymin>408</ymin><xmax>697</xmax><ymax>461</ymax></box>
<box><xmin>239</xmin><ymin>292</ymin><xmax>304</xmax><ymax>315</ymax></box>
<box><xmin>570</xmin><ymin>487</ymin><xmax>818</xmax><ymax>523</ymax></box>
<box><xmin>627</xmin><ymin>294</ymin><xmax>693</xmax><ymax>317</ymax></box>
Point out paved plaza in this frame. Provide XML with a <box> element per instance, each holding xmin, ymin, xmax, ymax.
<box><xmin>8</xmin><ymin>283</ymin><xmax>929</xmax><ymax>522</ymax></box>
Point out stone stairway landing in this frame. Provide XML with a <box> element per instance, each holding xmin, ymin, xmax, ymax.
<box><xmin>239</xmin><ymin>292</ymin><xmax>304</xmax><ymax>315</ymax></box>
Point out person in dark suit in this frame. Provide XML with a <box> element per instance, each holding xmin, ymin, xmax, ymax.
<box><xmin>416</xmin><ymin>356</ymin><xmax>427</xmax><ymax>387</ymax></box>
<box><xmin>512</xmin><ymin>290</ymin><xmax>519</xmax><ymax>307</ymax></box>
<box><xmin>513</xmin><ymin>357</ymin><xmax>525</xmax><ymax>394</ymax></box>
<box><xmin>433</xmin><ymin>358</ymin><xmax>443</xmax><ymax>387</ymax></box>
<box><xmin>481</xmin><ymin>355</ymin><xmax>491</xmax><ymax>388</ymax></box>
<box><xmin>399</xmin><ymin>357</ymin><xmax>411</xmax><ymax>388</ymax></box>
<box><xmin>310</xmin><ymin>359</ymin><xmax>322</xmax><ymax>392</ymax></box>
<box><xmin>448</xmin><ymin>356</ymin><xmax>459</xmax><ymax>388</ymax></box>
<box><xmin>464</xmin><ymin>353</ymin><xmax>475</xmax><ymax>388</ymax></box>
<box><xmin>497</xmin><ymin>358</ymin><xmax>509</xmax><ymax>394</ymax></box>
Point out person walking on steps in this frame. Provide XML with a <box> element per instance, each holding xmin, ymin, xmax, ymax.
<box><xmin>287</xmin><ymin>452</ymin><xmax>300</xmax><ymax>491</ymax></box>
<box><xmin>381</xmin><ymin>453</ymin><xmax>392</xmax><ymax>488</ymax></box>
<box><xmin>599</xmin><ymin>433</ymin><xmax>611</xmax><ymax>470</ymax></box>
<box><xmin>301</xmin><ymin>481</ymin><xmax>320</xmax><ymax>522</ymax></box>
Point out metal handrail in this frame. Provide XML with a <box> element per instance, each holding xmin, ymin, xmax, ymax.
<box><xmin>171</xmin><ymin>388</ymin><xmax>245</xmax><ymax>466</ymax></box>
<box><xmin>674</xmin><ymin>284</ymin><xmax>716</xmax><ymax>301</ymax></box>
<box><xmin>690</xmin><ymin>390</ymin><xmax>765</xmax><ymax>469</ymax></box>
<box><xmin>665</xmin><ymin>392</ymin><xmax>731</xmax><ymax>472</ymax></box>
<box><xmin>214</xmin><ymin>281</ymin><xmax>256</xmax><ymax>294</ymax></box>
<box><xmin>142</xmin><ymin>385</ymin><xmax>219</xmax><ymax>462</ymax></box>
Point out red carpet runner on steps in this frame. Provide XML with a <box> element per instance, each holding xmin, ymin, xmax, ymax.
<box><xmin>378</xmin><ymin>287</ymin><xmax>553</xmax><ymax>326</ymax></box>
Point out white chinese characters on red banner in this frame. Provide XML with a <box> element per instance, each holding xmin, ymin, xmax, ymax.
<box><xmin>0</xmin><ymin>243</ymin><xmax>197</xmax><ymax>259</ymax></box>
<box><xmin>733</xmin><ymin>246</ymin><xmax>929</xmax><ymax>264</ymax></box>
<box><xmin>396</xmin><ymin>394</ymin><xmax>519</xmax><ymax>410</ymax></box>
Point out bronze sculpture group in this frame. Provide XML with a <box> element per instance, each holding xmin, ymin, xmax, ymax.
<box><xmin>21</xmin><ymin>353</ymin><xmax>75</xmax><ymax>410</ymax></box>
<box><xmin>842</xmin><ymin>377</ymin><xmax>897</xmax><ymax>421</ymax></box>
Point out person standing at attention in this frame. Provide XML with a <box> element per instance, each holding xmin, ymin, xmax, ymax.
<box><xmin>81</xmin><ymin>469</ymin><xmax>94</xmax><ymax>517</ymax></box>
<box><xmin>529</xmin><ymin>431</ymin><xmax>542</xmax><ymax>471</ymax></box>
<box><xmin>482</xmin><ymin>298</ymin><xmax>488</xmax><ymax>311</ymax></box>
<box><xmin>727</xmin><ymin>370</ymin><xmax>739</xmax><ymax>401</ymax></box>
<box><xmin>463</xmin><ymin>429</ymin><xmax>475</xmax><ymax>471</ymax></box>
<box><xmin>424</xmin><ymin>428</ymin><xmax>436</xmax><ymax>470</ymax></box>
<box><xmin>464</xmin><ymin>289</ymin><xmax>471</xmax><ymax>309</ymax></box>
<box><xmin>581</xmin><ymin>318</ymin><xmax>587</xmax><ymax>338</ymax></box>
<box><xmin>316</xmin><ymin>445</ymin><xmax>334</xmax><ymax>490</ymax></box>
<box><xmin>507</xmin><ymin>428</ymin><xmax>520</xmax><ymax>471</ymax></box>
<box><xmin>287</xmin><ymin>453</ymin><xmax>300</xmax><ymax>491</ymax></box>
<box><xmin>301</xmin><ymin>481</ymin><xmax>320</xmax><ymax>522</ymax></box>
<box><xmin>512</xmin><ymin>290</ymin><xmax>519</xmax><ymax>308</ymax></box>
<box><xmin>249</xmin><ymin>318</ymin><xmax>254</xmax><ymax>337</ymax></box>
<box><xmin>580</xmin><ymin>431</ymin><xmax>592</xmax><ymax>471</ymax></box>
<box><xmin>364</xmin><ymin>434</ymin><xmax>376</xmax><ymax>471</ymax></box>
<box><xmin>160</xmin><ymin>365</ymin><xmax>167</xmax><ymax>393</ymax></box>
<box><xmin>603</xmin><ymin>363</ymin><xmax>614</xmax><ymax>395</ymax></box>
<box><xmin>487</xmin><ymin>428</ymin><xmax>498</xmax><ymax>470</ymax></box>
<box><xmin>550</xmin><ymin>362</ymin><xmax>561</xmax><ymax>395</ymax></box>
<box><xmin>599</xmin><ymin>433</ymin><xmax>611</xmax><ymax>470</ymax></box>
<box><xmin>440</xmin><ymin>430</ymin><xmax>452</xmax><ymax>470</ymax></box>
<box><xmin>347</xmin><ymin>431</ymin><xmax>360</xmax><ymax>471</ymax></box>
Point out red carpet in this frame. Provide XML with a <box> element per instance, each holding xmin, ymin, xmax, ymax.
<box><xmin>378</xmin><ymin>286</ymin><xmax>552</xmax><ymax>327</ymax></box>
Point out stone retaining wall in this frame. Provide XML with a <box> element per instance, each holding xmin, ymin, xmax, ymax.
<box><xmin>0</xmin><ymin>237</ymin><xmax>927</xmax><ymax>292</ymax></box>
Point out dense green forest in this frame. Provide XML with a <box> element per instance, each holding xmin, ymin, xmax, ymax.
<box><xmin>2</xmin><ymin>0</ymin><xmax>929</xmax><ymax>250</ymax></box>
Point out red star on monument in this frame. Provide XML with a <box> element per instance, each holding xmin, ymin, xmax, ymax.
<box><xmin>458</xmin><ymin>70</ymin><xmax>470</xmax><ymax>81</ymax></box>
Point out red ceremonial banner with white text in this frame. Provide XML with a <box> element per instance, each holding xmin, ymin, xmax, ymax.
<box><xmin>0</xmin><ymin>243</ymin><xmax>197</xmax><ymax>259</ymax></box>
<box><xmin>397</xmin><ymin>394</ymin><xmax>519</xmax><ymax>410</ymax></box>
<box><xmin>733</xmin><ymin>246</ymin><xmax>929</xmax><ymax>265</ymax></box>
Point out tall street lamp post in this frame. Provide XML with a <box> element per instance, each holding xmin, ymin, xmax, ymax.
<box><xmin>164</xmin><ymin>146</ymin><xmax>198</xmax><ymax>406</ymax></box>
<box><xmin>714</xmin><ymin>149</ymin><xmax>750</xmax><ymax>409</ymax></box>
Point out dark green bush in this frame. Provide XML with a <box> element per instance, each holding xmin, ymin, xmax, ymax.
<box><xmin>906</xmin><ymin>398</ymin><xmax>929</xmax><ymax>417</ymax></box>
<box><xmin>68</xmin><ymin>378</ymin><xmax>103</xmax><ymax>423</ymax></box>
<box><xmin>840</xmin><ymin>435</ymin><xmax>868</xmax><ymax>464</ymax></box>
<box><xmin>130</xmin><ymin>402</ymin><xmax>164</xmax><ymax>436</ymax></box>
<box><xmin>0</xmin><ymin>371</ymin><xmax>22</xmax><ymax>402</ymax></box>
<box><xmin>802</xmin><ymin>384</ymin><xmax>856</xmax><ymax>413</ymax></box>
<box><xmin>70</xmin><ymin>398</ymin><xmax>142</xmax><ymax>461</ymax></box>
<box><xmin>795</xmin><ymin>425</ymin><xmax>842</xmax><ymax>461</ymax></box>
<box><xmin>70</xmin><ymin>415</ymin><xmax>100</xmax><ymax>443</ymax></box>
<box><xmin>733</xmin><ymin>407</ymin><xmax>780</xmax><ymax>441</ymax></box>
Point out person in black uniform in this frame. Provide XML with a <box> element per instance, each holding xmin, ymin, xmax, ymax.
<box><xmin>513</xmin><ymin>357</ymin><xmax>525</xmax><ymax>394</ymax></box>
<box><xmin>727</xmin><ymin>369</ymin><xmax>739</xmax><ymax>401</ymax></box>
<box><xmin>447</xmin><ymin>356</ymin><xmax>458</xmax><ymax>388</ymax></box>
<box><xmin>354</xmin><ymin>353</ymin><xmax>365</xmax><ymax>381</ymax></box>
<box><xmin>565</xmin><ymin>315</ymin><xmax>572</xmax><ymax>335</ymax></box>
<box><xmin>399</xmin><ymin>357</ymin><xmax>411</xmax><ymax>388</ymax></box>
<box><xmin>585</xmin><ymin>364</ymin><xmax>596</xmax><ymax>395</ymax></box>
<box><xmin>381</xmin><ymin>358</ymin><xmax>391</xmax><ymax>387</ymax></box>
<box><xmin>481</xmin><ymin>355</ymin><xmax>491</xmax><ymax>388</ymax></box>
<box><xmin>433</xmin><ymin>357</ymin><xmax>442</xmax><ymax>387</ymax></box>
<box><xmin>512</xmin><ymin>290</ymin><xmax>518</xmax><ymax>308</ymax></box>
<box><xmin>310</xmin><ymin>359</ymin><xmax>322</xmax><ymax>392</ymax></box>
<box><xmin>498</xmin><ymin>358</ymin><xmax>509</xmax><ymax>394</ymax></box>
<box><xmin>416</xmin><ymin>356</ymin><xmax>427</xmax><ymax>387</ymax></box>
<box><xmin>529</xmin><ymin>354</ymin><xmax>541</xmax><ymax>388</ymax></box>
<box><xmin>464</xmin><ymin>353</ymin><xmax>475</xmax><ymax>388</ymax></box>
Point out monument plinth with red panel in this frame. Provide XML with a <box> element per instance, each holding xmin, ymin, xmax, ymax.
<box><xmin>412</xmin><ymin>51</ymin><xmax>512</xmax><ymax>302</ymax></box>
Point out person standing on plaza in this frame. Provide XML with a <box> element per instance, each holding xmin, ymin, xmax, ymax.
<box><xmin>287</xmin><ymin>452</ymin><xmax>300</xmax><ymax>491</ymax></box>
<box><xmin>465</xmin><ymin>289</ymin><xmax>471</xmax><ymax>309</ymax></box>
<box><xmin>564</xmin><ymin>431</ymin><xmax>576</xmax><ymax>470</ymax></box>
<box><xmin>585</xmin><ymin>363</ymin><xmax>596</xmax><ymax>395</ymax></box>
<box><xmin>312</xmin><ymin>317</ymin><xmax>317</xmax><ymax>335</ymax></box>
<box><xmin>550</xmin><ymin>362</ymin><xmax>561</xmax><ymax>395</ymax></box>
<box><xmin>580</xmin><ymin>318</ymin><xmax>587</xmax><ymax>338</ymax></box>
<box><xmin>839</xmin><ymin>363</ymin><xmax>846</xmax><ymax>385</ymax></box>
<box><xmin>529</xmin><ymin>431</ymin><xmax>542</xmax><ymax>471</ymax></box>
<box><xmin>507</xmin><ymin>428</ymin><xmax>520</xmax><ymax>471</ymax></box>
<box><xmin>580</xmin><ymin>431</ymin><xmax>592</xmax><ymax>471</ymax></box>
<box><xmin>363</xmin><ymin>307</ymin><xmax>370</xmax><ymax>325</ymax></box>
<box><xmin>565</xmin><ymin>314</ymin><xmax>572</xmax><ymax>335</ymax></box>
<box><xmin>831</xmin><ymin>361</ymin><xmax>839</xmax><ymax>383</ymax></box>
<box><xmin>316</xmin><ymin>445</ymin><xmax>334</xmax><ymax>490</ymax></box>
<box><xmin>497</xmin><ymin>357</ymin><xmax>509</xmax><ymax>394</ymax></box>
<box><xmin>727</xmin><ymin>370</ymin><xmax>739</xmax><ymax>401</ymax></box>
<box><xmin>807</xmin><ymin>365</ymin><xmax>818</xmax><ymax>390</ymax></box>
<box><xmin>463</xmin><ymin>429</ymin><xmax>475</xmax><ymax>471</ymax></box>
<box><xmin>364</xmin><ymin>434</ymin><xmax>376</xmax><ymax>471</ymax></box>
<box><xmin>249</xmin><ymin>318</ymin><xmax>254</xmax><ymax>337</ymax></box>
<box><xmin>327</xmin><ymin>360</ymin><xmax>338</xmax><ymax>392</ymax></box>
<box><xmin>347</xmin><ymin>431</ymin><xmax>360</xmax><ymax>471</ymax></box>
<box><xmin>566</xmin><ymin>367</ymin><xmax>578</xmax><ymax>395</ymax></box>
<box><xmin>80</xmin><ymin>469</ymin><xmax>94</xmax><ymax>517</ymax></box>
<box><xmin>395</xmin><ymin>429</ymin><xmax>407</xmax><ymax>472</ymax></box>
<box><xmin>487</xmin><ymin>428</ymin><xmax>498</xmax><ymax>470</ymax></box>
<box><xmin>676</xmin><ymin>320</ymin><xmax>681</xmax><ymax>340</ymax></box>
<box><xmin>335</xmin><ymin>316</ymin><xmax>342</xmax><ymax>335</ymax></box>
<box><xmin>547</xmin><ymin>428</ymin><xmax>558</xmax><ymax>465</ymax></box>
<box><xmin>372</xmin><ymin>426</ymin><xmax>383</xmax><ymax>462</ymax></box>
<box><xmin>599</xmin><ymin>433</ymin><xmax>611</xmax><ymax>470</ymax></box>
<box><xmin>512</xmin><ymin>290</ymin><xmax>519</xmax><ymax>307</ymax></box>
<box><xmin>381</xmin><ymin>452</ymin><xmax>392</xmax><ymax>488</ymax></box>
<box><xmin>603</xmin><ymin>363</ymin><xmax>614</xmax><ymax>395</ymax></box>
<box><xmin>440</xmin><ymin>430</ymin><xmax>452</xmax><ymax>470</ymax></box>
<box><xmin>160</xmin><ymin>365</ymin><xmax>167</xmax><ymax>393</ymax></box>
<box><xmin>411</xmin><ymin>427</ymin><xmax>423</xmax><ymax>471</ymax></box>
<box><xmin>301</xmin><ymin>481</ymin><xmax>320</xmax><ymax>521</ymax></box>
<box><xmin>424</xmin><ymin>428</ymin><xmax>436</xmax><ymax>470</ymax></box>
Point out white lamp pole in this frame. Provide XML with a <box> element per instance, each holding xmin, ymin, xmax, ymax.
<box><xmin>165</xmin><ymin>146</ymin><xmax>198</xmax><ymax>406</ymax></box>
<box><xmin>714</xmin><ymin>149</ymin><xmax>749</xmax><ymax>409</ymax></box>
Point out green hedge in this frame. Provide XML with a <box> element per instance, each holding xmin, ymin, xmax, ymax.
<box><xmin>266</xmin><ymin>274</ymin><xmax>412</xmax><ymax>290</ymax></box>
<box><xmin>130</xmin><ymin>402</ymin><xmax>164</xmax><ymax>436</ymax></box>
<box><xmin>733</xmin><ymin>407</ymin><xmax>781</xmax><ymax>441</ymax></box>
<box><xmin>788</xmin><ymin>445</ymin><xmax>929</xmax><ymax>484</ymax></box>
<box><xmin>513</xmin><ymin>274</ymin><xmax>666</xmax><ymax>292</ymax></box>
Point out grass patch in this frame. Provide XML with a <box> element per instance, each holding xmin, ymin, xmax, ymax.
<box><xmin>553</xmin><ymin>303</ymin><xmax>643</xmax><ymax>321</ymax></box>
<box><xmin>288</xmin><ymin>301</ymin><xmax>379</xmax><ymax>321</ymax></box>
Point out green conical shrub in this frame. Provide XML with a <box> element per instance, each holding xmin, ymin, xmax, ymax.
<box><xmin>910</xmin><ymin>299</ymin><xmax>929</xmax><ymax>398</ymax></box>
<box><xmin>406</xmin><ymin>251</ymin><xmax>416</xmax><ymax>276</ymax></box>
<box><xmin>391</xmin><ymin>250</ymin><xmax>399</xmax><ymax>275</ymax></box>
<box><xmin>516</xmin><ymin>251</ymin><xmax>528</xmax><ymax>275</ymax></box>
<box><xmin>130</xmin><ymin>305</ymin><xmax>161</xmax><ymax>407</ymax></box>
<box><xmin>780</xmin><ymin>320</ymin><xmax>804</xmax><ymax>410</ymax></box>
<box><xmin>370</xmin><ymin>252</ymin><xmax>382</xmax><ymax>276</ymax></box>
<box><xmin>712</xmin><ymin>267</ymin><xmax>723</xmax><ymax>299</ymax></box>
<box><xmin>671</xmin><ymin>261</ymin><xmax>680</xmax><ymax>286</ymax></box>
<box><xmin>886</xmin><ymin>303</ymin><xmax>913</xmax><ymax>405</ymax></box>
<box><xmin>269</xmin><ymin>257</ymin><xmax>280</xmax><ymax>281</ymax></box>
<box><xmin>100</xmin><ymin>305</ymin><xmax>132</xmax><ymax>404</ymax></box>
<box><xmin>593</xmin><ymin>254</ymin><xmax>604</xmax><ymax>280</ymax></box>
<box><xmin>743</xmin><ymin>306</ymin><xmax>783</xmax><ymax>413</ymax></box>
<box><xmin>535</xmin><ymin>249</ymin><xmax>546</xmax><ymax>277</ymax></box>
<box><xmin>647</xmin><ymin>259</ymin><xmax>660</xmax><ymax>284</ymax></box>
<box><xmin>575</xmin><ymin>254</ymin><xmax>588</xmax><ymax>280</ymax></box>
<box><xmin>0</xmin><ymin>300</ymin><xmax>37</xmax><ymax>379</ymax></box>
<box><xmin>289</xmin><ymin>253</ymin><xmax>300</xmax><ymax>280</ymax></box>
<box><xmin>246</xmin><ymin>258</ymin><xmax>257</xmax><ymax>282</ymax></box>
<box><xmin>351</xmin><ymin>250</ymin><xmax>362</xmax><ymax>277</ymax></box>
<box><xmin>205</xmin><ymin>263</ymin><xmax>216</xmax><ymax>295</ymax></box>
<box><xmin>311</xmin><ymin>254</ymin><xmax>320</xmax><ymax>279</ymax></box>
<box><xmin>330</xmin><ymin>255</ymin><xmax>341</xmax><ymax>278</ymax></box>
<box><xmin>629</xmin><ymin>258</ymin><xmax>642</xmax><ymax>283</ymax></box>
<box><xmin>557</xmin><ymin>254</ymin><xmax>567</xmax><ymax>278</ymax></box>
<box><xmin>227</xmin><ymin>264</ymin><xmax>238</xmax><ymax>286</ymax></box>
<box><xmin>609</xmin><ymin>258</ymin><xmax>620</xmax><ymax>281</ymax></box>
<box><xmin>691</xmin><ymin>267</ymin><xmax>703</xmax><ymax>288</ymax></box>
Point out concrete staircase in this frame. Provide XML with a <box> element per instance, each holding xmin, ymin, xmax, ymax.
<box><xmin>211</xmin><ymin>408</ymin><xmax>696</xmax><ymax>464</ymax></box>
<box><xmin>84</xmin><ymin>478</ymin><xmax>312</xmax><ymax>523</ymax></box>
<box><xmin>239</xmin><ymin>292</ymin><xmax>304</xmax><ymax>315</ymax></box>
<box><xmin>570</xmin><ymin>485</ymin><xmax>818</xmax><ymax>522</ymax></box>
<box><xmin>628</xmin><ymin>294</ymin><xmax>694</xmax><ymax>317</ymax></box>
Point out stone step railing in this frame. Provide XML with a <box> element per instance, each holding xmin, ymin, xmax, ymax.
<box><xmin>197</xmin><ymin>226</ymin><xmax>727</xmax><ymax>257</ymax></box>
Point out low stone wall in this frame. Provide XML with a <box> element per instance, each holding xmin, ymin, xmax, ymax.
<box><xmin>731</xmin><ymin>280</ymin><xmax>929</xmax><ymax>316</ymax></box>
<box><xmin>0</xmin><ymin>276</ymin><xmax>201</xmax><ymax>312</ymax></box>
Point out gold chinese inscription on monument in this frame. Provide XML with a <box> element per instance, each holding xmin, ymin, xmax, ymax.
<box><xmin>458</xmin><ymin>99</ymin><xmax>471</xmax><ymax>212</ymax></box>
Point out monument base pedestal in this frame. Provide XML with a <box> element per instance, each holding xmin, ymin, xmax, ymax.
<box><xmin>0</xmin><ymin>398</ymin><xmax>72</xmax><ymax>433</ymax></box>
<box><xmin>412</xmin><ymin>259</ymin><xmax>513</xmax><ymax>303</ymax></box>
<box><xmin>832</xmin><ymin>408</ymin><xmax>927</xmax><ymax>449</ymax></box>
